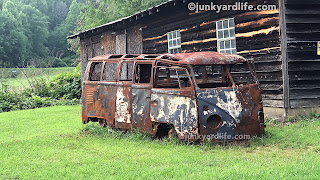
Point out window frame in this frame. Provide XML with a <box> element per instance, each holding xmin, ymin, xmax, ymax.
<box><xmin>88</xmin><ymin>61</ymin><xmax>104</xmax><ymax>81</ymax></box>
<box><xmin>102</xmin><ymin>62</ymin><xmax>119</xmax><ymax>82</ymax></box>
<box><xmin>216</xmin><ymin>18</ymin><xmax>237</xmax><ymax>54</ymax></box>
<box><xmin>134</xmin><ymin>63</ymin><xmax>153</xmax><ymax>84</ymax></box>
<box><xmin>153</xmin><ymin>66</ymin><xmax>192</xmax><ymax>89</ymax></box>
<box><xmin>167</xmin><ymin>30</ymin><xmax>182</xmax><ymax>54</ymax></box>
<box><xmin>119</xmin><ymin>61</ymin><xmax>135</xmax><ymax>82</ymax></box>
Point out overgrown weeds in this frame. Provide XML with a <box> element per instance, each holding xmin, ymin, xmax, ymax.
<box><xmin>0</xmin><ymin>64</ymin><xmax>81</xmax><ymax>112</ymax></box>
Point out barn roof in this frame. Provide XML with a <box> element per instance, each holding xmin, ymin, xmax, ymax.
<box><xmin>68</xmin><ymin>0</ymin><xmax>188</xmax><ymax>39</ymax></box>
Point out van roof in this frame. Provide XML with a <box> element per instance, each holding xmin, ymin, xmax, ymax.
<box><xmin>90</xmin><ymin>51</ymin><xmax>247</xmax><ymax>65</ymax></box>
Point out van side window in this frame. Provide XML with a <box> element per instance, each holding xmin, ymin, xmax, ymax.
<box><xmin>230</xmin><ymin>63</ymin><xmax>255</xmax><ymax>85</ymax></box>
<box><xmin>103</xmin><ymin>63</ymin><xmax>118</xmax><ymax>81</ymax></box>
<box><xmin>120</xmin><ymin>62</ymin><xmax>134</xmax><ymax>81</ymax></box>
<box><xmin>89</xmin><ymin>62</ymin><xmax>103</xmax><ymax>81</ymax></box>
<box><xmin>154</xmin><ymin>67</ymin><xmax>191</xmax><ymax>88</ymax></box>
<box><xmin>193</xmin><ymin>65</ymin><xmax>231</xmax><ymax>88</ymax></box>
<box><xmin>176</xmin><ymin>69</ymin><xmax>191</xmax><ymax>88</ymax></box>
<box><xmin>135</xmin><ymin>64</ymin><xmax>152</xmax><ymax>83</ymax></box>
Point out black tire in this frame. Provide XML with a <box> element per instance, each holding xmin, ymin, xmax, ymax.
<box><xmin>98</xmin><ymin>119</ymin><xmax>107</xmax><ymax>128</ymax></box>
<box><xmin>167</xmin><ymin>128</ymin><xmax>178</xmax><ymax>140</ymax></box>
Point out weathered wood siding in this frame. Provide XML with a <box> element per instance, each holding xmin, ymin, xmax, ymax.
<box><xmin>284</xmin><ymin>0</ymin><xmax>320</xmax><ymax>108</ymax></box>
<box><xmin>80</xmin><ymin>25</ymin><xmax>143</xmax><ymax>80</ymax></box>
<box><xmin>142</xmin><ymin>0</ymin><xmax>282</xmax><ymax>107</ymax></box>
<box><xmin>80</xmin><ymin>35</ymin><xmax>104</xmax><ymax>80</ymax></box>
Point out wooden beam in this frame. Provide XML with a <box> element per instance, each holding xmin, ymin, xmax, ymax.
<box><xmin>279</xmin><ymin>0</ymin><xmax>290</xmax><ymax>111</ymax></box>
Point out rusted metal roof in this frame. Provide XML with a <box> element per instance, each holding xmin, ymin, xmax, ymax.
<box><xmin>90</xmin><ymin>52</ymin><xmax>247</xmax><ymax>65</ymax></box>
<box><xmin>68</xmin><ymin>0</ymin><xmax>184</xmax><ymax>39</ymax></box>
<box><xmin>164</xmin><ymin>52</ymin><xmax>247</xmax><ymax>65</ymax></box>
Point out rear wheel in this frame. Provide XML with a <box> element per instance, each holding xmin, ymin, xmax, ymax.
<box><xmin>98</xmin><ymin>119</ymin><xmax>107</xmax><ymax>128</ymax></box>
<box><xmin>167</xmin><ymin>128</ymin><xmax>178</xmax><ymax>140</ymax></box>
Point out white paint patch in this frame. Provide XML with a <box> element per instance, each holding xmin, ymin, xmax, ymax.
<box><xmin>216</xmin><ymin>91</ymin><xmax>242</xmax><ymax>123</ymax></box>
<box><xmin>115</xmin><ymin>87</ymin><xmax>131</xmax><ymax>123</ymax></box>
<box><xmin>150</xmin><ymin>93</ymin><xmax>198</xmax><ymax>133</ymax></box>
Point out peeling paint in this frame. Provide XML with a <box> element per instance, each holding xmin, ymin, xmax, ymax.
<box><xmin>150</xmin><ymin>92</ymin><xmax>198</xmax><ymax>135</ymax></box>
<box><xmin>216</xmin><ymin>91</ymin><xmax>243</xmax><ymax>123</ymax></box>
<box><xmin>115</xmin><ymin>87</ymin><xmax>131</xmax><ymax>123</ymax></box>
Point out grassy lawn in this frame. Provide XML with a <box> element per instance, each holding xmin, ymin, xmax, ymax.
<box><xmin>0</xmin><ymin>105</ymin><xmax>319</xmax><ymax>179</ymax></box>
<box><xmin>0</xmin><ymin>67</ymin><xmax>74</xmax><ymax>90</ymax></box>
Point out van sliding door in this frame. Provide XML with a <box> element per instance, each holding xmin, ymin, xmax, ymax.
<box><xmin>132</xmin><ymin>62</ymin><xmax>154</xmax><ymax>134</ymax></box>
<box><xmin>150</xmin><ymin>67</ymin><xmax>198</xmax><ymax>139</ymax></box>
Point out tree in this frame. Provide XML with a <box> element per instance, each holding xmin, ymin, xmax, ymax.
<box><xmin>78</xmin><ymin>0</ymin><xmax>167</xmax><ymax>30</ymax></box>
<box><xmin>0</xmin><ymin>11</ymin><xmax>27</xmax><ymax>66</ymax></box>
<box><xmin>2</xmin><ymin>0</ymin><xmax>49</xmax><ymax>60</ymax></box>
<box><xmin>48</xmin><ymin>0</ymin><xmax>83</xmax><ymax>58</ymax></box>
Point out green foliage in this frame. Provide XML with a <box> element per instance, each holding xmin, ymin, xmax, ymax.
<box><xmin>47</xmin><ymin>0</ymin><xmax>84</xmax><ymax>59</ymax></box>
<box><xmin>78</xmin><ymin>0</ymin><xmax>167</xmax><ymax>30</ymax></box>
<box><xmin>49</xmin><ymin>64</ymin><xmax>81</xmax><ymax>99</ymax></box>
<box><xmin>0</xmin><ymin>65</ymin><xmax>81</xmax><ymax>112</ymax></box>
<box><xmin>0</xmin><ymin>0</ymin><xmax>168</xmax><ymax>67</ymax></box>
<box><xmin>0</xmin><ymin>10</ymin><xmax>28</xmax><ymax>66</ymax></box>
<box><xmin>0</xmin><ymin>0</ymin><xmax>83</xmax><ymax>67</ymax></box>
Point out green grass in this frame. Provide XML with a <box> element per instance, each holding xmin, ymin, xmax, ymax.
<box><xmin>0</xmin><ymin>105</ymin><xmax>319</xmax><ymax>179</ymax></box>
<box><xmin>0</xmin><ymin>67</ymin><xmax>74</xmax><ymax>90</ymax></box>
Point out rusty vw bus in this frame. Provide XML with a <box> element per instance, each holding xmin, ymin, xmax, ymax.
<box><xmin>82</xmin><ymin>52</ymin><xmax>265</xmax><ymax>142</ymax></box>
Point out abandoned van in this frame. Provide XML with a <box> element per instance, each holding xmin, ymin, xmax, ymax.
<box><xmin>82</xmin><ymin>52</ymin><xmax>265</xmax><ymax>142</ymax></box>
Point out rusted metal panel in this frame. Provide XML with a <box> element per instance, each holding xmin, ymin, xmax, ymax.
<box><xmin>132</xmin><ymin>85</ymin><xmax>151</xmax><ymax>129</ymax></box>
<box><xmin>150</xmin><ymin>89</ymin><xmax>198</xmax><ymax>139</ymax></box>
<box><xmin>197</xmin><ymin>84</ymin><xmax>264</xmax><ymax>142</ymax></box>
<box><xmin>99</xmin><ymin>82</ymin><xmax>117</xmax><ymax>127</ymax></box>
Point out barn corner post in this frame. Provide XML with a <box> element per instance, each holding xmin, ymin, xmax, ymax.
<box><xmin>279</xmin><ymin>0</ymin><xmax>289</xmax><ymax>121</ymax></box>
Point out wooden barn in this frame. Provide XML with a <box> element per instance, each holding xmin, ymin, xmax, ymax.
<box><xmin>68</xmin><ymin>0</ymin><xmax>320</xmax><ymax>119</ymax></box>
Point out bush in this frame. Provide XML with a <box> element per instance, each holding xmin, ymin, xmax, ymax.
<box><xmin>0</xmin><ymin>64</ymin><xmax>82</xmax><ymax>113</ymax></box>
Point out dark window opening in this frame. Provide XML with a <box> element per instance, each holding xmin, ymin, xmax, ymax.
<box><xmin>120</xmin><ymin>62</ymin><xmax>134</xmax><ymax>81</ymax></box>
<box><xmin>89</xmin><ymin>62</ymin><xmax>103</xmax><ymax>81</ymax></box>
<box><xmin>154</xmin><ymin>67</ymin><xmax>191</xmax><ymax>88</ymax></box>
<box><xmin>135</xmin><ymin>64</ymin><xmax>152</xmax><ymax>83</ymax></box>
<box><xmin>109</xmin><ymin>55</ymin><xmax>123</xmax><ymax>59</ymax></box>
<box><xmin>193</xmin><ymin>63</ymin><xmax>255</xmax><ymax>88</ymax></box>
<box><xmin>230</xmin><ymin>63</ymin><xmax>255</xmax><ymax>85</ymax></box>
<box><xmin>103</xmin><ymin>63</ymin><xmax>118</xmax><ymax>81</ymax></box>
<box><xmin>193</xmin><ymin>65</ymin><xmax>231</xmax><ymax>88</ymax></box>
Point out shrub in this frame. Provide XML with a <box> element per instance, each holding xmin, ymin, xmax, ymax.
<box><xmin>0</xmin><ymin>64</ymin><xmax>82</xmax><ymax>113</ymax></box>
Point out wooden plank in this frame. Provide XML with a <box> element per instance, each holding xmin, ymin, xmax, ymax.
<box><xmin>279</xmin><ymin>0</ymin><xmax>289</xmax><ymax>109</ymax></box>
<box><xmin>263</xmin><ymin>99</ymin><xmax>284</xmax><ymax>107</ymax></box>
<box><xmin>285</xmin><ymin>0</ymin><xmax>320</xmax><ymax>4</ymax></box>
<box><xmin>290</xmin><ymin>98</ymin><xmax>320</xmax><ymax>108</ymax></box>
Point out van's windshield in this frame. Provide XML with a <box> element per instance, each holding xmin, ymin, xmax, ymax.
<box><xmin>192</xmin><ymin>63</ymin><xmax>255</xmax><ymax>88</ymax></box>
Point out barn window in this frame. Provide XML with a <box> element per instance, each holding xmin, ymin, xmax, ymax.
<box><xmin>216</xmin><ymin>18</ymin><xmax>236</xmax><ymax>54</ymax></box>
<box><xmin>167</xmin><ymin>30</ymin><xmax>182</xmax><ymax>54</ymax></box>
